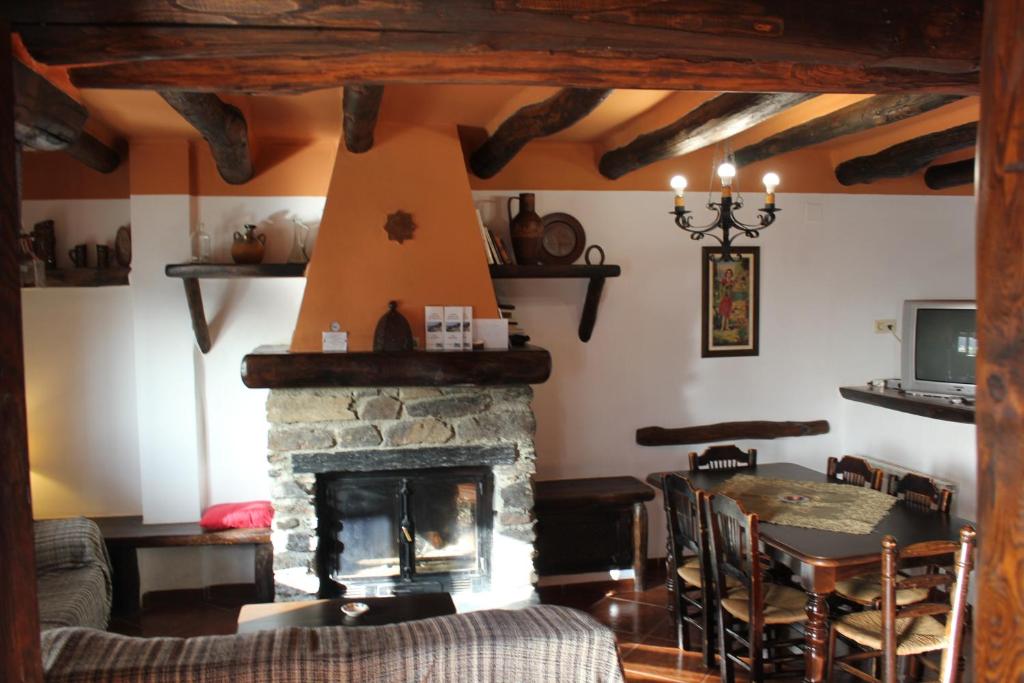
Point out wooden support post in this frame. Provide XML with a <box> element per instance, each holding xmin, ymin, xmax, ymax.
<box><xmin>159</xmin><ymin>91</ymin><xmax>253</xmax><ymax>184</ymax></box>
<box><xmin>834</xmin><ymin>122</ymin><xmax>977</xmax><ymax>186</ymax></box>
<box><xmin>342</xmin><ymin>85</ymin><xmax>384</xmax><ymax>153</ymax></box>
<box><xmin>924</xmin><ymin>158</ymin><xmax>975</xmax><ymax>190</ymax></box>
<box><xmin>578</xmin><ymin>276</ymin><xmax>606</xmax><ymax>342</ymax></box>
<box><xmin>469</xmin><ymin>88</ymin><xmax>611</xmax><ymax>178</ymax></box>
<box><xmin>733</xmin><ymin>94</ymin><xmax>963</xmax><ymax>168</ymax></box>
<box><xmin>974</xmin><ymin>0</ymin><xmax>1024</xmax><ymax>679</ymax></box>
<box><xmin>0</xmin><ymin>21</ymin><xmax>44</xmax><ymax>683</ymax></box>
<box><xmin>599</xmin><ymin>93</ymin><xmax>814</xmax><ymax>180</ymax></box>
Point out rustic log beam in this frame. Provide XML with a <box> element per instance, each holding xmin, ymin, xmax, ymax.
<box><xmin>834</xmin><ymin>122</ymin><xmax>978</xmax><ymax>186</ymax></box>
<box><xmin>0</xmin><ymin>22</ymin><xmax>45</xmax><ymax>683</ymax></box>
<box><xmin>158</xmin><ymin>91</ymin><xmax>252</xmax><ymax>184</ymax></box>
<box><xmin>13</xmin><ymin>1</ymin><xmax>982</xmax><ymax>75</ymax></box>
<box><xmin>636</xmin><ymin>420</ymin><xmax>830</xmax><ymax>446</ymax></box>
<box><xmin>12</xmin><ymin>60</ymin><xmax>121</xmax><ymax>173</ymax></box>
<box><xmin>734</xmin><ymin>94</ymin><xmax>963</xmax><ymax>168</ymax></box>
<box><xmin>924</xmin><ymin>158</ymin><xmax>975</xmax><ymax>190</ymax></box>
<box><xmin>342</xmin><ymin>85</ymin><xmax>384</xmax><ymax>153</ymax></box>
<box><xmin>599</xmin><ymin>93</ymin><xmax>814</xmax><ymax>180</ymax></box>
<box><xmin>470</xmin><ymin>88</ymin><xmax>611</xmax><ymax>178</ymax></box>
<box><xmin>974</xmin><ymin>0</ymin><xmax>1024</xmax><ymax>679</ymax></box>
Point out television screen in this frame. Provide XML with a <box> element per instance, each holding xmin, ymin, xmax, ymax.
<box><xmin>915</xmin><ymin>308</ymin><xmax>977</xmax><ymax>384</ymax></box>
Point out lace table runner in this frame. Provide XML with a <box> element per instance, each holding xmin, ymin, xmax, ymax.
<box><xmin>714</xmin><ymin>474</ymin><xmax>897</xmax><ymax>535</ymax></box>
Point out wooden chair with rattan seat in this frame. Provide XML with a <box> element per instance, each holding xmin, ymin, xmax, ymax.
<box><xmin>834</xmin><ymin>472</ymin><xmax>955</xmax><ymax>609</ymax></box>
<box><xmin>689</xmin><ymin>444</ymin><xmax>757</xmax><ymax>472</ymax></box>
<box><xmin>705</xmin><ymin>492</ymin><xmax>807</xmax><ymax>682</ymax></box>
<box><xmin>887</xmin><ymin>472</ymin><xmax>954</xmax><ymax>514</ymax></box>
<box><xmin>828</xmin><ymin>525</ymin><xmax>975</xmax><ymax>683</ymax></box>
<box><xmin>827</xmin><ymin>455</ymin><xmax>884</xmax><ymax>490</ymax></box>
<box><xmin>663</xmin><ymin>473</ymin><xmax>741</xmax><ymax>668</ymax></box>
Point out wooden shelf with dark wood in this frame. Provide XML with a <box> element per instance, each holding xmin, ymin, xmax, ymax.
<box><xmin>165</xmin><ymin>262</ymin><xmax>307</xmax><ymax>353</ymax></box>
<box><xmin>23</xmin><ymin>267</ymin><xmax>130</xmax><ymax>288</ymax></box>
<box><xmin>241</xmin><ymin>344</ymin><xmax>551</xmax><ymax>388</ymax></box>
<box><xmin>839</xmin><ymin>385</ymin><xmax>975</xmax><ymax>424</ymax></box>
<box><xmin>488</xmin><ymin>264</ymin><xmax>621</xmax><ymax>342</ymax></box>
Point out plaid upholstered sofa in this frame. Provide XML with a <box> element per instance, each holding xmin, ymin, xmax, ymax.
<box><xmin>41</xmin><ymin>605</ymin><xmax>625</xmax><ymax>682</ymax></box>
<box><xmin>34</xmin><ymin>517</ymin><xmax>112</xmax><ymax>631</ymax></box>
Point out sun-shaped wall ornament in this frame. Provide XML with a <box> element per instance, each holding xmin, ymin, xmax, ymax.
<box><xmin>384</xmin><ymin>210</ymin><xmax>416</xmax><ymax>244</ymax></box>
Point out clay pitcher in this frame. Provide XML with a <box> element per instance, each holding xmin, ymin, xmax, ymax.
<box><xmin>507</xmin><ymin>193</ymin><xmax>544</xmax><ymax>265</ymax></box>
<box><xmin>231</xmin><ymin>224</ymin><xmax>266</xmax><ymax>264</ymax></box>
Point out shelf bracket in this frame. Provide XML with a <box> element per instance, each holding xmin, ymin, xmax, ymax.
<box><xmin>578</xmin><ymin>276</ymin><xmax>606</xmax><ymax>342</ymax></box>
<box><xmin>181</xmin><ymin>278</ymin><xmax>212</xmax><ymax>353</ymax></box>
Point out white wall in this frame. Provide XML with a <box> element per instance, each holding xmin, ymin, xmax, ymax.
<box><xmin>474</xmin><ymin>191</ymin><xmax>977</xmax><ymax>554</ymax></box>
<box><xmin>21</xmin><ymin>199</ymin><xmax>141</xmax><ymax>518</ymax></box>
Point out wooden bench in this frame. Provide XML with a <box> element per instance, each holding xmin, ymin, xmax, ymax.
<box><xmin>533</xmin><ymin>476</ymin><xmax>655</xmax><ymax>591</ymax></box>
<box><xmin>91</xmin><ymin>516</ymin><xmax>273</xmax><ymax>614</ymax></box>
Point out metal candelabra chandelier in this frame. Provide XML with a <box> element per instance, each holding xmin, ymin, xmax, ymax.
<box><xmin>669</xmin><ymin>162</ymin><xmax>781</xmax><ymax>261</ymax></box>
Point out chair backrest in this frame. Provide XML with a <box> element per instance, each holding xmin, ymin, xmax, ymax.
<box><xmin>878</xmin><ymin>525</ymin><xmax>976</xmax><ymax>683</ymax></box>
<box><xmin>663</xmin><ymin>474</ymin><xmax>706</xmax><ymax>563</ymax></box>
<box><xmin>827</xmin><ymin>455</ymin><xmax>884</xmax><ymax>490</ymax></box>
<box><xmin>689</xmin><ymin>444</ymin><xmax>757</xmax><ymax>472</ymax></box>
<box><xmin>887</xmin><ymin>472</ymin><xmax>953</xmax><ymax>513</ymax></box>
<box><xmin>706</xmin><ymin>492</ymin><xmax>761</xmax><ymax>611</ymax></box>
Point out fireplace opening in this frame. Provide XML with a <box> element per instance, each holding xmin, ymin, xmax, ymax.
<box><xmin>315</xmin><ymin>467</ymin><xmax>494</xmax><ymax>597</ymax></box>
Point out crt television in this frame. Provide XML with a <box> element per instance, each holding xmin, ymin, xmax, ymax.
<box><xmin>901</xmin><ymin>300</ymin><xmax>977</xmax><ymax>397</ymax></box>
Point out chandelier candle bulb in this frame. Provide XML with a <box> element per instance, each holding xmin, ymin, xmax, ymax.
<box><xmin>717</xmin><ymin>162</ymin><xmax>736</xmax><ymax>198</ymax></box>
<box><xmin>763</xmin><ymin>172</ymin><xmax>780</xmax><ymax>208</ymax></box>
<box><xmin>670</xmin><ymin>175</ymin><xmax>688</xmax><ymax>211</ymax></box>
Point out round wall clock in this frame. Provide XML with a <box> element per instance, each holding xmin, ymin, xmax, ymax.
<box><xmin>539</xmin><ymin>212</ymin><xmax>586</xmax><ymax>265</ymax></box>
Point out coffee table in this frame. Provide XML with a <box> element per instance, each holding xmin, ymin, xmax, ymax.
<box><xmin>236</xmin><ymin>592</ymin><xmax>456</xmax><ymax>633</ymax></box>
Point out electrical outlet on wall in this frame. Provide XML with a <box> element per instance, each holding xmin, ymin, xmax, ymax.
<box><xmin>875</xmin><ymin>319</ymin><xmax>897</xmax><ymax>334</ymax></box>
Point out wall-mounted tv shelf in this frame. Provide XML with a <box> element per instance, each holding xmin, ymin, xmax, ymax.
<box><xmin>165</xmin><ymin>263</ymin><xmax>307</xmax><ymax>353</ymax></box>
<box><xmin>489</xmin><ymin>264</ymin><xmax>621</xmax><ymax>342</ymax></box>
<box><xmin>839</xmin><ymin>386</ymin><xmax>975</xmax><ymax>424</ymax></box>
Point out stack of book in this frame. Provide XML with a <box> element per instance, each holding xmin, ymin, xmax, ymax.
<box><xmin>476</xmin><ymin>209</ymin><xmax>516</xmax><ymax>265</ymax></box>
<box><xmin>499</xmin><ymin>301</ymin><xmax>529</xmax><ymax>346</ymax></box>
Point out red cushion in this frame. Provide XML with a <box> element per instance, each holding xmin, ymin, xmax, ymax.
<box><xmin>200</xmin><ymin>501</ymin><xmax>273</xmax><ymax>531</ymax></box>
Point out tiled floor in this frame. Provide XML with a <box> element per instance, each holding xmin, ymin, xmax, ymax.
<box><xmin>110</xmin><ymin>574</ymin><xmax>969</xmax><ymax>683</ymax></box>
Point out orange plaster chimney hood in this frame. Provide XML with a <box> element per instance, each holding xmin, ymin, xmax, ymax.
<box><xmin>291</xmin><ymin>123</ymin><xmax>500</xmax><ymax>352</ymax></box>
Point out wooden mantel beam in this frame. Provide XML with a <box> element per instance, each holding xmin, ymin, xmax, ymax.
<box><xmin>342</xmin><ymin>85</ymin><xmax>384</xmax><ymax>153</ymax></box>
<box><xmin>159</xmin><ymin>92</ymin><xmax>253</xmax><ymax>184</ymax></box>
<box><xmin>834</xmin><ymin>122</ymin><xmax>978</xmax><ymax>186</ymax></box>
<box><xmin>13</xmin><ymin>1</ymin><xmax>982</xmax><ymax>94</ymax></box>
<box><xmin>13</xmin><ymin>60</ymin><xmax>120</xmax><ymax>173</ymax></box>
<box><xmin>733</xmin><ymin>94</ymin><xmax>963</xmax><ymax>168</ymax></box>
<box><xmin>599</xmin><ymin>93</ymin><xmax>814</xmax><ymax>180</ymax></box>
<box><xmin>924</xmin><ymin>158</ymin><xmax>975</xmax><ymax>190</ymax></box>
<box><xmin>470</xmin><ymin>88</ymin><xmax>611</xmax><ymax>179</ymax></box>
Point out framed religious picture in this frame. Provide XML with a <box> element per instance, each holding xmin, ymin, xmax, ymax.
<box><xmin>701</xmin><ymin>246</ymin><xmax>760</xmax><ymax>357</ymax></box>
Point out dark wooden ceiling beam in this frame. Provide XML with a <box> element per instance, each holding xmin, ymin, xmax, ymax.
<box><xmin>13</xmin><ymin>59</ymin><xmax>121</xmax><ymax>173</ymax></box>
<box><xmin>13</xmin><ymin>1</ymin><xmax>982</xmax><ymax>75</ymax></box>
<box><xmin>159</xmin><ymin>92</ymin><xmax>253</xmax><ymax>184</ymax></box>
<box><xmin>470</xmin><ymin>88</ymin><xmax>611</xmax><ymax>178</ymax></box>
<box><xmin>834</xmin><ymin>122</ymin><xmax>978</xmax><ymax>186</ymax></box>
<box><xmin>924</xmin><ymin>158</ymin><xmax>975</xmax><ymax>189</ymax></box>
<box><xmin>599</xmin><ymin>92</ymin><xmax>815</xmax><ymax>180</ymax></box>
<box><xmin>342</xmin><ymin>85</ymin><xmax>384</xmax><ymax>154</ymax></box>
<box><xmin>733</xmin><ymin>94</ymin><xmax>964</xmax><ymax>168</ymax></box>
<box><xmin>59</xmin><ymin>54</ymin><xmax>980</xmax><ymax>96</ymax></box>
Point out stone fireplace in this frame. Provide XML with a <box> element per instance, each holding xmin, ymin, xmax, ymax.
<box><xmin>265</xmin><ymin>384</ymin><xmax>538</xmax><ymax>610</ymax></box>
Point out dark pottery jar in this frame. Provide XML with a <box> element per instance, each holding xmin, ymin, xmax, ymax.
<box><xmin>507</xmin><ymin>193</ymin><xmax>544</xmax><ymax>265</ymax></box>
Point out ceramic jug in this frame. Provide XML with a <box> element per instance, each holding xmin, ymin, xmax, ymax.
<box><xmin>231</xmin><ymin>224</ymin><xmax>266</xmax><ymax>264</ymax></box>
<box><xmin>507</xmin><ymin>193</ymin><xmax>544</xmax><ymax>265</ymax></box>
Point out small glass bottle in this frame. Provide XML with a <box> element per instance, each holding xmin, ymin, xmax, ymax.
<box><xmin>288</xmin><ymin>217</ymin><xmax>311</xmax><ymax>263</ymax></box>
<box><xmin>190</xmin><ymin>223</ymin><xmax>212</xmax><ymax>263</ymax></box>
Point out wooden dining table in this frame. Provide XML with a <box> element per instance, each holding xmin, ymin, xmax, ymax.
<box><xmin>646</xmin><ymin>462</ymin><xmax>972</xmax><ymax>683</ymax></box>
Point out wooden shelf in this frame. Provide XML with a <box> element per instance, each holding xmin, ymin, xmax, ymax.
<box><xmin>839</xmin><ymin>386</ymin><xmax>975</xmax><ymax>424</ymax></box>
<box><xmin>23</xmin><ymin>267</ymin><xmax>130</xmax><ymax>288</ymax></box>
<box><xmin>241</xmin><ymin>344</ymin><xmax>551</xmax><ymax>388</ymax></box>
<box><xmin>165</xmin><ymin>263</ymin><xmax>306</xmax><ymax>279</ymax></box>
<box><xmin>165</xmin><ymin>262</ymin><xmax>307</xmax><ymax>353</ymax></box>
<box><xmin>488</xmin><ymin>264</ymin><xmax>621</xmax><ymax>342</ymax></box>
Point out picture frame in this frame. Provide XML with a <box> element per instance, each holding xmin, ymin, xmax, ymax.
<box><xmin>701</xmin><ymin>246</ymin><xmax>760</xmax><ymax>357</ymax></box>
